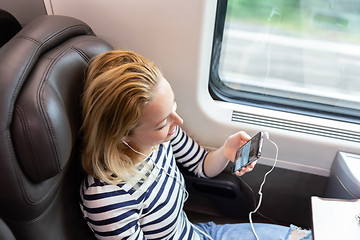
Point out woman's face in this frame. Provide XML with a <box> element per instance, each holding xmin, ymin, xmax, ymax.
<box><xmin>125</xmin><ymin>77</ymin><xmax>183</xmax><ymax>153</ymax></box>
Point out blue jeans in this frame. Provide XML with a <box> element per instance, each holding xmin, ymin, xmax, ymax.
<box><xmin>194</xmin><ymin>222</ymin><xmax>312</xmax><ymax>240</ymax></box>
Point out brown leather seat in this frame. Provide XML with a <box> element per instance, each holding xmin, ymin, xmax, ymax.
<box><xmin>0</xmin><ymin>14</ymin><xmax>112</xmax><ymax>239</ymax></box>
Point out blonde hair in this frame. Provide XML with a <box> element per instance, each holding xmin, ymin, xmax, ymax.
<box><xmin>81</xmin><ymin>50</ymin><xmax>162</xmax><ymax>184</ymax></box>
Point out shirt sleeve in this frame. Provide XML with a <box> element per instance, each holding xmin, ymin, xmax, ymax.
<box><xmin>80</xmin><ymin>177</ymin><xmax>146</xmax><ymax>240</ymax></box>
<box><xmin>170</xmin><ymin>126</ymin><xmax>209</xmax><ymax>178</ymax></box>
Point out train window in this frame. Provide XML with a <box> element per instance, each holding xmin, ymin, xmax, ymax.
<box><xmin>209</xmin><ymin>0</ymin><xmax>360</xmax><ymax>124</ymax></box>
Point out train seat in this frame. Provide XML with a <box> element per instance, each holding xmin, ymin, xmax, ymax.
<box><xmin>0</xmin><ymin>14</ymin><xmax>112</xmax><ymax>239</ymax></box>
<box><xmin>0</xmin><ymin>10</ymin><xmax>251</xmax><ymax>239</ymax></box>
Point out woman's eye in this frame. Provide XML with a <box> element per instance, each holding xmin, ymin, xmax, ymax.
<box><xmin>156</xmin><ymin>123</ymin><xmax>167</xmax><ymax>130</ymax></box>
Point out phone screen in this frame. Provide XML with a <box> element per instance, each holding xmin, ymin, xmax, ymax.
<box><xmin>233</xmin><ymin>132</ymin><xmax>263</xmax><ymax>174</ymax></box>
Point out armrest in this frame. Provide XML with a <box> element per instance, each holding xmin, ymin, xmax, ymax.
<box><xmin>179</xmin><ymin>164</ymin><xmax>252</xmax><ymax>219</ymax></box>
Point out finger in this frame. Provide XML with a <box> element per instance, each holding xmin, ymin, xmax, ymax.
<box><xmin>238</xmin><ymin>131</ymin><xmax>251</xmax><ymax>141</ymax></box>
<box><xmin>248</xmin><ymin>161</ymin><xmax>257</xmax><ymax>169</ymax></box>
<box><xmin>246</xmin><ymin>164</ymin><xmax>255</xmax><ymax>172</ymax></box>
<box><xmin>235</xmin><ymin>167</ymin><xmax>247</xmax><ymax>176</ymax></box>
<box><xmin>235</xmin><ymin>170</ymin><xmax>244</xmax><ymax>177</ymax></box>
<box><xmin>243</xmin><ymin>163</ymin><xmax>257</xmax><ymax>173</ymax></box>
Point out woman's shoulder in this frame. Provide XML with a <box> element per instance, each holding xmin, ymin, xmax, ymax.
<box><xmin>81</xmin><ymin>174</ymin><xmax>153</xmax><ymax>199</ymax></box>
<box><xmin>81</xmin><ymin>175</ymin><xmax>135</xmax><ymax>197</ymax></box>
<box><xmin>80</xmin><ymin>175</ymin><xmax>147</xmax><ymax>214</ymax></box>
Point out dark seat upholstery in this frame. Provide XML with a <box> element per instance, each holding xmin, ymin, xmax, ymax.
<box><xmin>0</xmin><ymin>9</ymin><xmax>22</xmax><ymax>47</ymax></box>
<box><xmin>0</xmin><ymin>14</ymin><xmax>112</xmax><ymax>239</ymax></box>
<box><xmin>180</xmin><ymin>165</ymin><xmax>252</xmax><ymax>220</ymax></box>
<box><xmin>0</xmin><ymin>218</ymin><xmax>16</xmax><ymax>240</ymax></box>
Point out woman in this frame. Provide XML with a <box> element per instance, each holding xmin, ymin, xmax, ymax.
<box><xmin>79</xmin><ymin>50</ymin><xmax>308</xmax><ymax>239</ymax></box>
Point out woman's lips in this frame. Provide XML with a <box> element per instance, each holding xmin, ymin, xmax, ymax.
<box><xmin>168</xmin><ymin>127</ymin><xmax>176</xmax><ymax>136</ymax></box>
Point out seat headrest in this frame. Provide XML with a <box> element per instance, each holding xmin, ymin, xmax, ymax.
<box><xmin>0</xmin><ymin>15</ymin><xmax>112</xmax><ymax>182</ymax></box>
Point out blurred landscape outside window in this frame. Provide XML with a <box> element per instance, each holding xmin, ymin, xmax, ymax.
<box><xmin>217</xmin><ymin>0</ymin><xmax>360</xmax><ymax>121</ymax></box>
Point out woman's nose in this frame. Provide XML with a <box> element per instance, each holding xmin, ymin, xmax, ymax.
<box><xmin>172</xmin><ymin>112</ymin><xmax>183</xmax><ymax>126</ymax></box>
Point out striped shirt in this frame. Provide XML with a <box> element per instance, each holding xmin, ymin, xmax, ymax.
<box><xmin>80</xmin><ymin>127</ymin><xmax>209</xmax><ymax>239</ymax></box>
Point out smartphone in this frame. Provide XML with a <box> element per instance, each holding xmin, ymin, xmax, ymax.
<box><xmin>232</xmin><ymin>132</ymin><xmax>263</xmax><ymax>174</ymax></box>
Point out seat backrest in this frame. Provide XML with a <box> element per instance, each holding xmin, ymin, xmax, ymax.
<box><xmin>0</xmin><ymin>15</ymin><xmax>113</xmax><ymax>240</ymax></box>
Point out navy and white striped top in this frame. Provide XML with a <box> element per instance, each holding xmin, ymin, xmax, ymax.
<box><xmin>80</xmin><ymin>127</ymin><xmax>209</xmax><ymax>239</ymax></box>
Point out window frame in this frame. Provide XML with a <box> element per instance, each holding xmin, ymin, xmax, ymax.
<box><xmin>208</xmin><ymin>0</ymin><xmax>360</xmax><ymax>124</ymax></box>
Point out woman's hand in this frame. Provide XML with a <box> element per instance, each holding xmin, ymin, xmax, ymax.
<box><xmin>223</xmin><ymin>131</ymin><xmax>251</xmax><ymax>160</ymax></box>
<box><xmin>203</xmin><ymin>131</ymin><xmax>257</xmax><ymax>178</ymax></box>
<box><xmin>234</xmin><ymin>161</ymin><xmax>257</xmax><ymax>177</ymax></box>
<box><xmin>223</xmin><ymin>131</ymin><xmax>257</xmax><ymax>177</ymax></box>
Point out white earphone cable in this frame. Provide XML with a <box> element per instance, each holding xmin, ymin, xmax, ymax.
<box><xmin>122</xmin><ymin>141</ymin><xmax>214</xmax><ymax>239</ymax></box>
<box><xmin>248</xmin><ymin>132</ymin><xmax>279</xmax><ymax>240</ymax></box>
